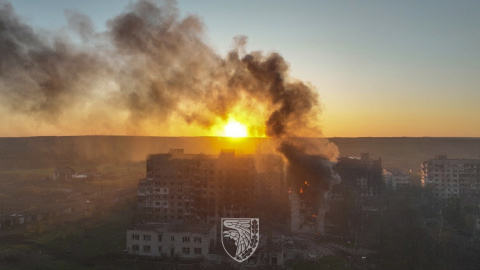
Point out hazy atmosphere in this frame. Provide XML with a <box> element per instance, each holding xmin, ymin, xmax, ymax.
<box><xmin>2</xmin><ymin>1</ymin><xmax>480</xmax><ymax>270</ymax></box>
<box><xmin>2</xmin><ymin>0</ymin><xmax>480</xmax><ymax>137</ymax></box>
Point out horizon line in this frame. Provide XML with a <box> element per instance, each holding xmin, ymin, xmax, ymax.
<box><xmin>1</xmin><ymin>135</ymin><xmax>480</xmax><ymax>139</ymax></box>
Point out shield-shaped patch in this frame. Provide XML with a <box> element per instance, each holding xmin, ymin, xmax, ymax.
<box><xmin>221</xmin><ymin>218</ymin><xmax>259</xmax><ymax>262</ymax></box>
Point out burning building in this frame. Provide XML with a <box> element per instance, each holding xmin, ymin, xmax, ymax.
<box><xmin>1</xmin><ymin>0</ymin><xmax>343</xmax><ymax>237</ymax></box>
<box><xmin>280</xmin><ymin>141</ymin><xmax>341</xmax><ymax>235</ymax></box>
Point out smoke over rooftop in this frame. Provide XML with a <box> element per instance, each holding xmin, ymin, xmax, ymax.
<box><xmin>1</xmin><ymin>0</ymin><xmax>340</xmax><ymax>233</ymax></box>
<box><xmin>0</xmin><ymin>0</ymin><xmax>325</xmax><ymax>138</ymax></box>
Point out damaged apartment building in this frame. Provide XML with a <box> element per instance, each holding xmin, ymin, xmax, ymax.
<box><xmin>137</xmin><ymin>149</ymin><xmax>285</xmax><ymax>225</ymax></box>
<box><xmin>132</xmin><ymin>148</ymin><xmax>351</xmax><ymax>260</ymax></box>
<box><xmin>332</xmin><ymin>153</ymin><xmax>384</xmax><ymax>210</ymax></box>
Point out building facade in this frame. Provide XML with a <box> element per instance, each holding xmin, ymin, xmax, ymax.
<box><xmin>137</xmin><ymin>149</ymin><xmax>284</xmax><ymax>225</ymax></box>
<box><xmin>421</xmin><ymin>155</ymin><xmax>480</xmax><ymax>203</ymax></box>
<box><xmin>126</xmin><ymin>223</ymin><xmax>215</xmax><ymax>258</ymax></box>
<box><xmin>384</xmin><ymin>169</ymin><xmax>410</xmax><ymax>191</ymax></box>
<box><xmin>332</xmin><ymin>153</ymin><xmax>384</xmax><ymax>210</ymax></box>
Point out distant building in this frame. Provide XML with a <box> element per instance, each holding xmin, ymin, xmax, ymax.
<box><xmin>384</xmin><ymin>169</ymin><xmax>410</xmax><ymax>191</ymax></box>
<box><xmin>421</xmin><ymin>155</ymin><xmax>480</xmax><ymax>203</ymax></box>
<box><xmin>126</xmin><ymin>223</ymin><xmax>215</xmax><ymax>258</ymax></box>
<box><xmin>332</xmin><ymin>153</ymin><xmax>384</xmax><ymax>210</ymax></box>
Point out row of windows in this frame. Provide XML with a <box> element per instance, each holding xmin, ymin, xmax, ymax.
<box><xmin>182</xmin><ymin>237</ymin><xmax>202</xmax><ymax>243</ymax></box>
<box><xmin>154</xmin><ymin>181</ymin><xmax>185</xmax><ymax>186</ymax></box>
<box><xmin>153</xmin><ymin>188</ymin><xmax>186</xmax><ymax>193</ymax></box>
<box><xmin>132</xmin><ymin>234</ymin><xmax>202</xmax><ymax>243</ymax></box>
<box><xmin>132</xmin><ymin>245</ymin><xmax>202</xmax><ymax>254</ymax></box>
<box><xmin>152</xmin><ymin>200</ymin><xmax>188</xmax><ymax>206</ymax></box>
<box><xmin>183</xmin><ymin>247</ymin><xmax>202</xmax><ymax>254</ymax></box>
<box><xmin>154</xmin><ymin>208</ymin><xmax>189</xmax><ymax>213</ymax></box>
<box><xmin>150</xmin><ymin>195</ymin><xmax>184</xmax><ymax>199</ymax></box>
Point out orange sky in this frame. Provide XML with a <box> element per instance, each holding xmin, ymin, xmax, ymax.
<box><xmin>2</xmin><ymin>1</ymin><xmax>480</xmax><ymax>138</ymax></box>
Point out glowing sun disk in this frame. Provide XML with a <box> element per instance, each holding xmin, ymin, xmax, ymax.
<box><xmin>223</xmin><ymin>119</ymin><xmax>248</xmax><ymax>138</ymax></box>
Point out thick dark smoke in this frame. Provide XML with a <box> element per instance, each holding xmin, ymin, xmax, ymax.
<box><xmin>280</xmin><ymin>140</ymin><xmax>340</xmax><ymax>235</ymax></box>
<box><xmin>0</xmin><ymin>0</ymin><xmax>327</xmax><ymax>137</ymax></box>
<box><xmin>280</xmin><ymin>141</ymin><xmax>340</xmax><ymax>192</ymax></box>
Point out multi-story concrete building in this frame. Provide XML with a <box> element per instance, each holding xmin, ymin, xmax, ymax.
<box><xmin>137</xmin><ymin>149</ymin><xmax>284</xmax><ymax>225</ymax></box>
<box><xmin>384</xmin><ymin>169</ymin><xmax>410</xmax><ymax>191</ymax></box>
<box><xmin>126</xmin><ymin>223</ymin><xmax>216</xmax><ymax>258</ymax></box>
<box><xmin>253</xmin><ymin>154</ymin><xmax>285</xmax><ymax>205</ymax></box>
<box><xmin>421</xmin><ymin>155</ymin><xmax>480</xmax><ymax>203</ymax></box>
<box><xmin>138</xmin><ymin>149</ymin><xmax>209</xmax><ymax>224</ymax></box>
<box><xmin>332</xmin><ymin>153</ymin><xmax>384</xmax><ymax>210</ymax></box>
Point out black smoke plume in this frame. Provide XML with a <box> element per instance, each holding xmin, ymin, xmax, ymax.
<box><xmin>280</xmin><ymin>141</ymin><xmax>340</xmax><ymax>192</ymax></box>
<box><xmin>0</xmin><ymin>0</ymin><xmax>328</xmax><ymax>138</ymax></box>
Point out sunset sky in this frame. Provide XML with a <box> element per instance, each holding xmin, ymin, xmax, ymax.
<box><xmin>4</xmin><ymin>0</ymin><xmax>480</xmax><ymax>137</ymax></box>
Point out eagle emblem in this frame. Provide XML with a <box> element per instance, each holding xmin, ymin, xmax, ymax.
<box><xmin>221</xmin><ymin>218</ymin><xmax>259</xmax><ymax>262</ymax></box>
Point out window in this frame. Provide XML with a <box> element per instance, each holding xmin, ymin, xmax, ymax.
<box><xmin>158</xmin><ymin>246</ymin><xmax>162</xmax><ymax>253</ymax></box>
<box><xmin>132</xmin><ymin>234</ymin><xmax>139</xmax><ymax>240</ymax></box>
<box><xmin>143</xmin><ymin>235</ymin><xmax>151</xmax><ymax>241</ymax></box>
<box><xmin>143</xmin><ymin>245</ymin><xmax>151</xmax><ymax>252</ymax></box>
<box><xmin>194</xmin><ymin>248</ymin><xmax>202</xmax><ymax>254</ymax></box>
<box><xmin>183</xmin><ymin>237</ymin><xmax>190</xmax><ymax>243</ymax></box>
<box><xmin>171</xmin><ymin>236</ymin><xmax>175</xmax><ymax>242</ymax></box>
<box><xmin>158</xmin><ymin>234</ymin><xmax>163</xmax><ymax>242</ymax></box>
<box><xmin>182</xmin><ymin>247</ymin><xmax>190</xmax><ymax>254</ymax></box>
<box><xmin>132</xmin><ymin>245</ymin><xmax>139</xmax><ymax>251</ymax></box>
<box><xmin>194</xmin><ymin>237</ymin><xmax>202</xmax><ymax>243</ymax></box>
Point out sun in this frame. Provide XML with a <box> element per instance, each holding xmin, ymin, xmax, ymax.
<box><xmin>223</xmin><ymin>119</ymin><xmax>248</xmax><ymax>138</ymax></box>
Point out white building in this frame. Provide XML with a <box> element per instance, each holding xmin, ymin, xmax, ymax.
<box><xmin>384</xmin><ymin>169</ymin><xmax>410</xmax><ymax>191</ymax></box>
<box><xmin>421</xmin><ymin>155</ymin><xmax>480</xmax><ymax>203</ymax></box>
<box><xmin>126</xmin><ymin>223</ymin><xmax>216</xmax><ymax>259</ymax></box>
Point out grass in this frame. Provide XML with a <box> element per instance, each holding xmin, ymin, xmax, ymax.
<box><xmin>0</xmin><ymin>161</ymin><xmax>144</xmax><ymax>215</ymax></box>
<box><xmin>1</xmin><ymin>198</ymin><xmax>138</xmax><ymax>270</ymax></box>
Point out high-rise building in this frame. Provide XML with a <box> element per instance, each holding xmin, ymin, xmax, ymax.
<box><xmin>421</xmin><ymin>155</ymin><xmax>480</xmax><ymax>203</ymax></box>
<box><xmin>137</xmin><ymin>149</ymin><xmax>285</xmax><ymax>225</ymax></box>
<box><xmin>332</xmin><ymin>153</ymin><xmax>384</xmax><ymax>210</ymax></box>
